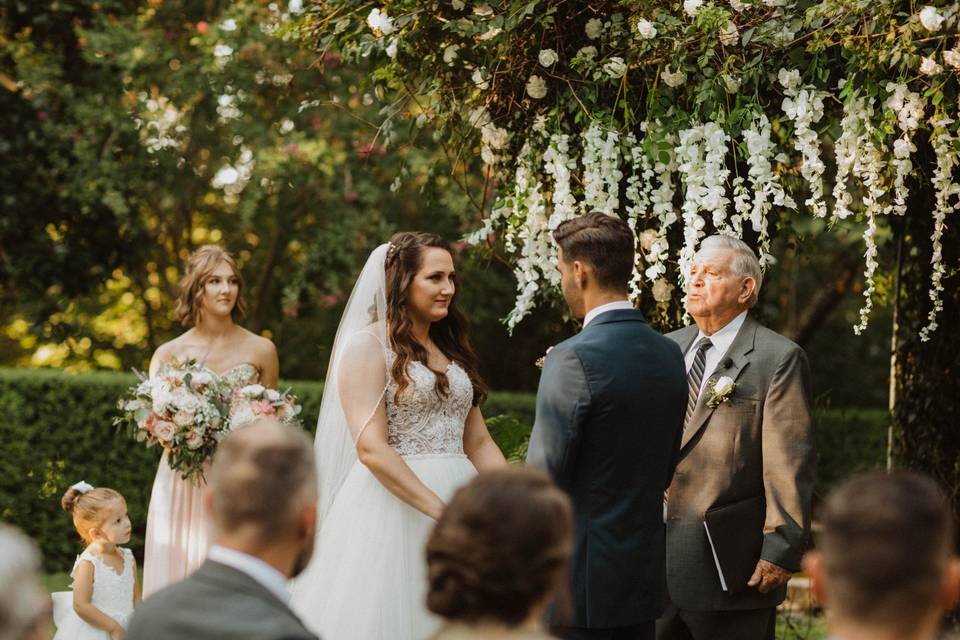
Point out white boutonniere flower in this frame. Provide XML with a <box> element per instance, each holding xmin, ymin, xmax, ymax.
<box><xmin>706</xmin><ymin>375</ymin><xmax>736</xmax><ymax>408</ymax></box>
<box><xmin>535</xmin><ymin>346</ymin><xmax>554</xmax><ymax>369</ymax></box>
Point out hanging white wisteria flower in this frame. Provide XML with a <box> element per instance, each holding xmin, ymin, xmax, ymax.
<box><xmin>780</xmin><ymin>68</ymin><xmax>828</xmax><ymax>218</ymax></box>
<box><xmin>645</xmin><ymin>127</ymin><xmax>679</xmax><ymax>285</ymax></box>
<box><xmin>543</xmin><ymin>132</ymin><xmax>578</xmax><ymax>230</ymax></box>
<box><xmin>918</xmin><ymin>5</ymin><xmax>945</xmax><ymax>31</ymax></box>
<box><xmin>538</xmin><ymin>48</ymin><xmax>559</xmax><ymax>67</ymax></box>
<box><xmin>920</xmin><ymin>115</ymin><xmax>960</xmax><ymax>341</ymax></box>
<box><xmin>636</xmin><ymin>18</ymin><xmax>657</xmax><ymax>39</ymax></box>
<box><xmin>884</xmin><ymin>82</ymin><xmax>926</xmax><ymax>216</ymax></box>
<box><xmin>742</xmin><ymin>113</ymin><xmax>795</xmax><ymax>265</ymax></box>
<box><xmin>526</xmin><ymin>75</ymin><xmax>548</xmax><ymax>99</ymax></box>
<box><xmin>832</xmin><ymin>90</ymin><xmax>868</xmax><ymax>221</ymax></box>
<box><xmin>581</xmin><ymin>123</ymin><xmax>622</xmax><ymax>214</ymax></box>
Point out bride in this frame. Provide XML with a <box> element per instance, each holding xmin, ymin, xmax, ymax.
<box><xmin>291</xmin><ymin>232</ymin><xmax>508</xmax><ymax>639</ymax></box>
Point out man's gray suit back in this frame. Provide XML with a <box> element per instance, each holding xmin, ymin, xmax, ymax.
<box><xmin>126</xmin><ymin>560</ymin><xmax>319</xmax><ymax>640</ymax></box>
<box><xmin>665</xmin><ymin>314</ymin><xmax>815</xmax><ymax>611</ymax></box>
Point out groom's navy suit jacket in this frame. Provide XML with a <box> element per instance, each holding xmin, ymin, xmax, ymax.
<box><xmin>528</xmin><ymin>308</ymin><xmax>687</xmax><ymax>629</ymax></box>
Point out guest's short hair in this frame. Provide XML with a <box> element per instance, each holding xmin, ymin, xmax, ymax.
<box><xmin>426</xmin><ymin>468</ymin><xmax>573</xmax><ymax>626</ymax></box>
<box><xmin>175</xmin><ymin>245</ymin><xmax>246</xmax><ymax>327</ymax></box>
<box><xmin>0</xmin><ymin>524</ymin><xmax>48</xmax><ymax>640</ymax></box>
<box><xmin>553</xmin><ymin>213</ymin><xmax>635</xmax><ymax>292</ymax></box>
<box><xmin>820</xmin><ymin>471</ymin><xmax>953</xmax><ymax>633</ymax></box>
<box><xmin>696</xmin><ymin>235</ymin><xmax>763</xmax><ymax>306</ymax></box>
<box><xmin>209</xmin><ymin>419</ymin><xmax>316</xmax><ymax>546</ymax></box>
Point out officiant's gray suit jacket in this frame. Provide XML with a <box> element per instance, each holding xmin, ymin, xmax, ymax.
<box><xmin>664</xmin><ymin>314</ymin><xmax>814</xmax><ymax>611</ymax></box>
<box><xmin>126</xmin><ymin>560</ymin><xmax>319</xmax><ymax>640</ymax></box>
<box><xmin>528</xmin><ymin>308</ymin><xmax>687</xmax><ymax>629</ymax></box>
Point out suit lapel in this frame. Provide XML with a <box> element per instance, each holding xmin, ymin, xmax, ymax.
<box><xmin>680</xmin><ymin>315</ymin><xmax>758</xmax><ymax>452</ymax></box>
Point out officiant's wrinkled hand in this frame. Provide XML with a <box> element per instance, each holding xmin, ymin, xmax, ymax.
<box><xmin>747</xmin><ymin>559</ymin><xmax>791</xmax><ymax>593</ymax></box>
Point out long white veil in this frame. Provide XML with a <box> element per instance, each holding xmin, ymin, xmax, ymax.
<box><xmin>314</xmin><ymin>243</ymin><xmax>390</xmax><ymax>518</ymax></box>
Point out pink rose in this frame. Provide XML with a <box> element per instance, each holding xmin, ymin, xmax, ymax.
<box><xmin>251</xmin><ymin>400</ymin><xmax>276</xmax><ymax>417</ymax></box>
<box><xmin>185</xmin><ymin>430</ymin><xmax>205</xmax><ymax>450</ymax></box>
<box><xmin>154</xmin><ymin>420</ymin><xmax>176</xmax><ymax>444</ymax></box>
<box><xmin>173</xmin><ymin>409</ymin><xmax>194</xmax><ymax>427</ymax></box>
<box><xmin>144</xmin><ymin>413</ymin><xmax>158</xmax><ymax>436</ymax></box>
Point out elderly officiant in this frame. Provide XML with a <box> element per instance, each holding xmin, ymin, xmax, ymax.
<box><xmin>657</xmin><ymin>235</ymin><xmax>815</xmax><ymax>640</ymax></box>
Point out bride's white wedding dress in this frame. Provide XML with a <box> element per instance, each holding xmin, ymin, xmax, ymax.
<box><xmin>291</xmin><ymin>335</ymin><xmax>477</xmax><ymax>639</ymax></box>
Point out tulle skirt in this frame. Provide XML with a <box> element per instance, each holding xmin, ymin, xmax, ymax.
<box><xmin>142</xmin><ymin>451</ymin><xmax>211</xmax><ymax>597</ymax></box>
<box><xmin>51</xmin><ymin>593</ymin><xmax>130</xmax><ymax>640</ymax></box>
<box><xmin>291</xmin><ymin>453</ymin><xmax>477</xmax><ymax>640</ymax></box>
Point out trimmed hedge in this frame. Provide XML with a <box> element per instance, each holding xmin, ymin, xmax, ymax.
<box><xmin>1</xmin><ymin>367</ymin><xmax>885</xmax><ymax>571</ymax></box>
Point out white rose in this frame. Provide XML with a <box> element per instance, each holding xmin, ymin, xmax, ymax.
<box><xmin>585</xmin><ymin>18</ymin><xmax>603</xmax><ymax>39</ymax></box>
<box><xmin>919</xmin><ymin>5</ymin><xmax>944</xmax><ymax>31</ymax></box>
<box><xmin>920</xmin><ymin>56</ymin><xmax>942</xmax><ymax>75</ymax></box>
<box><xmin>636</xmin><ymin>18</ymin><xmax>657</xmax><ymax>39</ymax></box>
<box><xmin>153</xmin><ymin>420</ymin><xmax>176</xmax><ymax>444</ymax></box>
<box><xmin>366</xmin><ymin>8</ymin><xmax>394</xmax><ymax>36</ymax></box>
<box><xmin>604</xmin><ymin>56</ymin><xmax>627</xmax><ymax>78</ymax></box>
<box><xmin>443</xmin><ymin>44</ymin><xmax>460</xmax><ymax>64</ymax></box>
<box><xmin>661</xmin><ymin>65</ymin><xmax>686</xmax><ymax>87</ymax></box>
<box><xmin>173</xmin><ymin>409</ymin><xmax>195</xmax><ymax>428</ymax></box>
<box><xmin>683</xmin><ymin>0</ymin><xmax>703</xmax><ymax>17</ymax></box>
<box><xmin>778</xmin><ymin>68</ymin><xmax>801</xmax><ymax>90</ymax></box>
<box><xmin>526</xmin><ymin>74</ymin><xmax>548</xmax><ymax>99</ymax></box>
<box><xmin>719</xmin><ymin>20</ymin><xmax>739</xmax><ymax>46</ymax></box>
<box><xmin>713</xmin><ymin>376</ymin><xmax>735</xmax><ymax>396</ymax></box>
<box><xmin>385</xmin><ymin>38</ymin><xmax>398</xmax><ymax>58</ymax></box>
<box><xmin>239</xmin><ymin>383</ymin><xmax>266</xmax><ymax>398</ymax></box>
<box><xmin>944</xmin><ymin>49</ymin><xmax>960</xmax><ymax>69</ymax></box>
<box><xmin>230</xmin><ymin>405</ymin><xmax>257</xmax><ymax>429</ymax></box>
<box><xmin>538</xmin><ymin>48</ymin><xmax>559</xmax><ymax>67</ymax></box>
<box><xmin>185</xmin><ymin>430</ymin><xmax>205</xmax><ymax>450</ymax></box>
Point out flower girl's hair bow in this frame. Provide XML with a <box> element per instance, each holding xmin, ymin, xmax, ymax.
<box><xmin>70</xmin><ymin>480</ymin><xmax>94</xmax><ymax>494</ymax></box>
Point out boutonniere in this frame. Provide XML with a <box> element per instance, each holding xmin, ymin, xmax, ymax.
<box><xmin>535</xmin><ymin>346</ymin><xmax>554</xmax><ymax>369</ymax></box>
<box><xmin>706</xmin><ymin>375</ymin><xmax>736</xmax><ymax>408</ymax></box>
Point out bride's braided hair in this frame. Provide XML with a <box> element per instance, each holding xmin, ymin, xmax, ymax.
<box><xmin>384</xmin><ymin>232</ymin><xmax>486</xmax><ymax>405</ymax></box>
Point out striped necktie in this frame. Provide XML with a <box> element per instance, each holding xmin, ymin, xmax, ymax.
<box><xmin>684</xmin><ymin>337</ymin><xmax>713</xmax><ymax>429</ymax></box>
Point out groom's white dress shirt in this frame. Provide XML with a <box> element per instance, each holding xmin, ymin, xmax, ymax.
<box><xmin>207</xmin><ymin>544</ymin><xmax>290</xmax><ymax>603</ymax></box>
<box><xmin>583</xmin><ymin>300</ymin><xmax>635</xmax><ymax>328</ymax></box>
<box><xmin>683</xmin><ymin>310</ymin><xmax>748</xmax><ymax>401</ymax></box>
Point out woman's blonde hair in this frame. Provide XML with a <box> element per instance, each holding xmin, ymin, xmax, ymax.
<box><xmin>61</xmin><ymin>486</ymin><xmax>125</xmax><ymax>545</ymax></box>
<box><xmin>174</xmin><ymin>245</ymin><xmax>247</xmax><ymax>327</ymax></box>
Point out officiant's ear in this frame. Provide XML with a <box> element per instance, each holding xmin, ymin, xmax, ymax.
<box><xmin>737</xmin><ymin>276</ymin><xmax>757</xmax><ymax>306</ymax></box>
<box><xmin>802</xmin><ymin>551</ymin><xmax>827</xmax><ymax>605</ymax></box>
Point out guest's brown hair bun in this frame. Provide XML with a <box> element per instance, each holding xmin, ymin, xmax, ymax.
<box><xmin>425</xmin><ymin>468</ymin><xmax>573</xmax><ymax>625</ymax></box>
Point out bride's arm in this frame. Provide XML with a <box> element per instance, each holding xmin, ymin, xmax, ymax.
<box><xmin>257</xmin><ymin>339</ymin><xmax>279</xmax><ymax>388</ymax></box>
<box><xmin>354</xmin><ymin>405</ymin><xmax>446</xmax><ymax>520</ymax></box>
<box><xmin>463</xmin><ymin>407</ymin><xmax>507</xmax><ymax>472</ymax></box>
<box><xmin>339</xmin><ymin>332</ymin><xmax>444</xmax><ymax>520</ymax></box>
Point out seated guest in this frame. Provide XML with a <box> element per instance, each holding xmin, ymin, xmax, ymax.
<box><xmin>0</xmin><ymin>524</ymin><xmax>51</xmax><ymax>640</ymax></box>
<box><xmin>804</xmin><ymin>471</ymin><xmax>960</xmax><ymax>640</ymax></box>
<box><xmin>127</xmin><ymin>419</ymin><xmax>320</xmax><ymax>640</ymax></box>
<box><xmin>426</xmin><ymin>467</ymin><xmax>573</xmax><ymax>639</ymax></box>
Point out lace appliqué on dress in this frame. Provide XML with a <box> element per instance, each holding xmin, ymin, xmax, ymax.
<box><xmin>74</xmin><ymin>548</ymin><xmax>136</xmax><ymax>622</ymax></box>
<box><xmin>384</xmin><ymin>353</ymin><xmax>473</xmax><ymax>456</ymax></box>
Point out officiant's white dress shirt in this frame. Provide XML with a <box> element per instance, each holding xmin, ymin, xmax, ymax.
<box><xmin>683</xmin><ymin>310</ymin><xmax>748</xmax><ymax>400</ymax></box>
<box><xmin>583</xmin><ymin>300</ymin><xmax>635</xmax><ymax>328</ymax></box>
<box><xmin>207</xmin><ymin>544</ymin><xmax>290</xmax><ymax>603</ymax></box>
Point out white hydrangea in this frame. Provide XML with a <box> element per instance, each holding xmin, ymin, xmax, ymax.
<box><xmin>636</xmin><ymin>18</ymin><xmax>657</xmax><ymax>39</ymax></box>
<box><xmin>526</xmin><ymin>75</ymin><xmax>548</xmax><ymax>99</ymax></box>
<box><xmin>919</xmin><ymin>5</ymin><xmax>944</xmax><ymax>31</ymax></box>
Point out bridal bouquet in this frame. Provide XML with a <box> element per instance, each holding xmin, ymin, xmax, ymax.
<box><xmin>114</xmin><ymin>360</ymin><xmax>230</xmax><ymax>483</ymax></box>
<box><xmin>228</xmin><ymin>383</ymin><xmax>303</xmax><ymax>429</ymax></box>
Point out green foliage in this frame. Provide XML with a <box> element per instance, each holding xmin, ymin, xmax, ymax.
<box><xmin>0</xmin><ymin>367</ymin><xmax>533</xmax><ymax>570</ymax></box>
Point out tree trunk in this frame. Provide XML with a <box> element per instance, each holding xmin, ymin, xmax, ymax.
<box><xmin>891</xmin><ymin>186</ymin><xmax>960</xmax><ymax>514</ymax></box>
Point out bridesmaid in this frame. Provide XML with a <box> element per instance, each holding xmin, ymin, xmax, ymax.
<box><xmin>141</xmin><ymin>245</ymin><xmax>279</xmax><ymax>597</ymax></box>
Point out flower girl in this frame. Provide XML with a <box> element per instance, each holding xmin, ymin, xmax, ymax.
<box><xmin>53</xmin><ymin>481</ymin><xmax>140</xmax><ymax>640</ymax></box>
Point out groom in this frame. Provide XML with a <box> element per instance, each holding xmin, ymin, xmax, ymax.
<box><xmin>528</xmin><ymin>212</ymin><xmax>688</xmax><ymax>640</ymax></box>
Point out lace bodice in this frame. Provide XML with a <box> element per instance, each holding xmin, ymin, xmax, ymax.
<box><xmin>208</xmin><ymin>363</ymin><xmax>260</xmax><ymax>388</ymax></box>
<box><xmin>384</xmin><ymin>352</ymin><xmax>473</xmax><ymax>456</ymax></box>
<box><xmin>72</xmin><ymin>547</ymin><xmax>135</xmax><ymax>623</ymax></box>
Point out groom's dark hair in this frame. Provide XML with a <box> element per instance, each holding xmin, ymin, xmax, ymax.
<box><xmin>554</xmin><ymin>212</ymin><xmax>634</xmax><ymax>292</ymax></box>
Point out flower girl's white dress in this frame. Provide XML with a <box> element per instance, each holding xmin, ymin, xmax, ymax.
<box><xmin>290</xmin><ymin>350</ymin><xmax>477</xmax><ymax>640</ymax></box>
<box><xmin>52</xmin><ymin>548</ymin><xmax>135</xmax><ymax>640</ymax></box>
